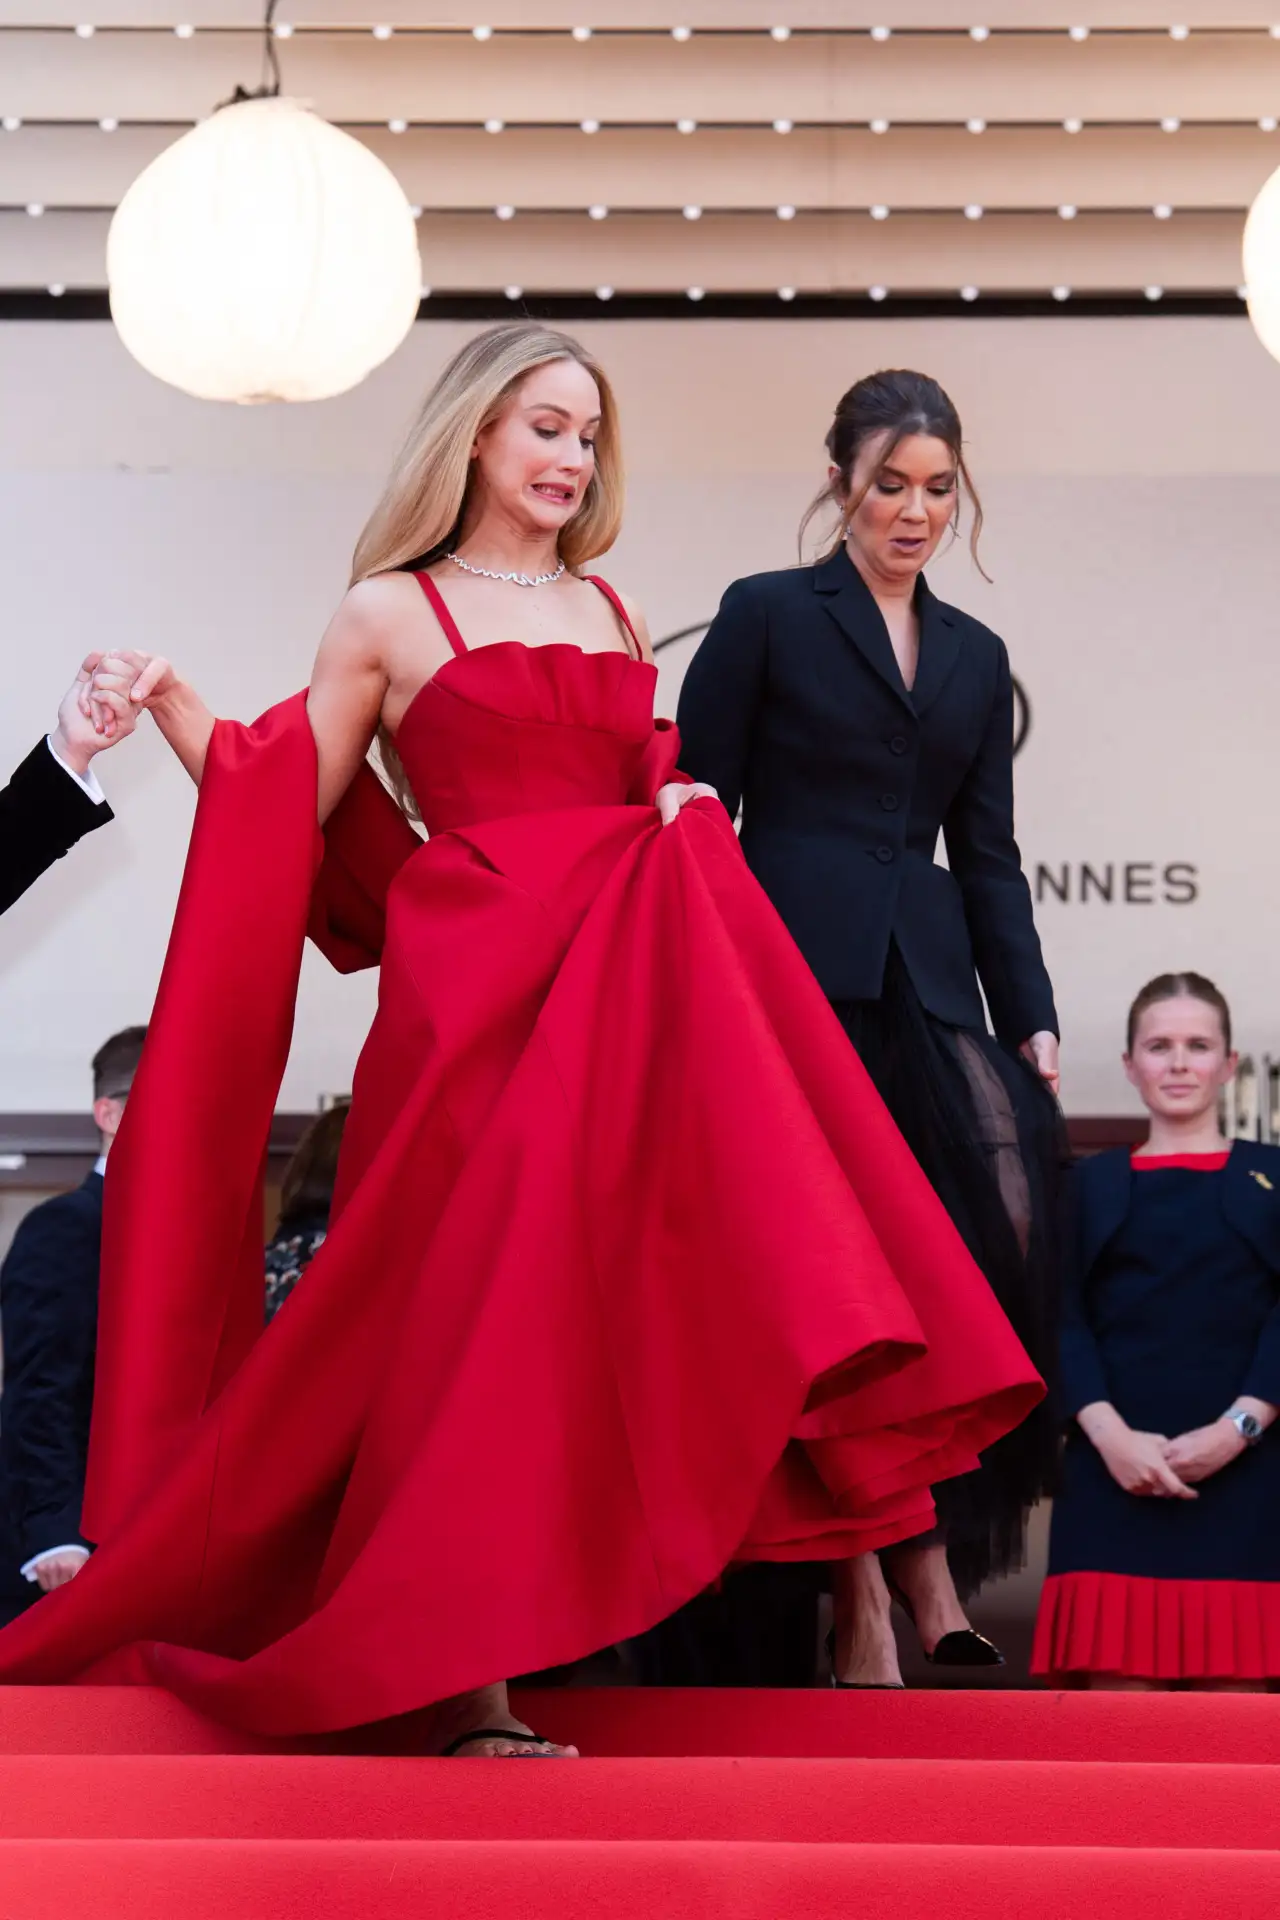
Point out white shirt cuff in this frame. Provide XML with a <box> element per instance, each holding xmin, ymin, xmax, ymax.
<box><xmin>21</xmin><ymin>1544</ymin><xmax>90</xmax><ymax>1581</ymax></box>
<box><xmin>46</xmin><ymin>734</ymin><xmax>107</xmax><ymax>807</ymax></box>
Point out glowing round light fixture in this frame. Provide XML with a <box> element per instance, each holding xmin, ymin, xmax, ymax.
<box><xmin>1243</xmin><ymin>164</ymin><xmax>1280</xmax><ymax>365</ymax></box>
<box><xmin>107</xmin><ymin>97</ymin><xmax>421</xmax><ymax>403</ymax></box>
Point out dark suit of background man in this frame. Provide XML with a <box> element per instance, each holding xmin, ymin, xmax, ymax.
<box><xmin>0</xmin><ymin>654</ymin><xmax>138</xmax><ymax>918</ymax></box>
<box><xmin>0</xmin><ymin>1026</ymin><xmax>147</xmax><ymax>1623</ymax></box>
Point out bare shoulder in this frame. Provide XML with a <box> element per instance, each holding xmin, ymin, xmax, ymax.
<box><xmin>334</xmin><ymin>572</ymin><xmax>424</xmax><ymax>642</ymax></box>
<box><xmin>313</xmin><ymin>572</ymin><xmax>426</xmax><ymax>674</ymax></box>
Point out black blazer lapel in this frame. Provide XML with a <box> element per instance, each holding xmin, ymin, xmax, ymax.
<box><xmin>1077</xmin><ymin>1148</ymin><xmax>1133</xmax><ymax>1279</ymax></box>
<box><xmin>1222</xmin><ymin>1143</ymin><xmax>1280</xmax><ymax>1271</ymax></box>
<box><xmin>812</xmin><ymin>548</ymin><xmax>914</xmax><ymax>714</ymax></box>
<box><xmin>909</xmin><ymin>579</ymin><xmax>965</xmax><ymax>717</ymax></box>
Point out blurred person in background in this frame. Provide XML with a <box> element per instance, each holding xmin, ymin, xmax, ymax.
<box><xmin>0</xmin><ymin>1026</ymin><xmax>147</xmax><ymax>1623</ymax></box>
<box><xmin>265</xmin><ymin>1103</ymin><xmax>350</xmax><ymax>1324</ymax></box>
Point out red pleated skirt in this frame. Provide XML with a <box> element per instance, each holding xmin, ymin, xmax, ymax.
<box><xmin>1033</xmin><ymin>1571</ymin><xmax>1280</xmax><ymax>1682</ymax></box>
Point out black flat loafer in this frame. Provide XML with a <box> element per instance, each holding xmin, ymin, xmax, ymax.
<box><xmin>925</xmin><ymin>1628</ymin><xmax>1005</xmax><ymax>1668</ymax></box>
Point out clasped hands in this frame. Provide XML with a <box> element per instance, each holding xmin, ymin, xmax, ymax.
<box><xmin>50</xmin><ymin>651</ymin><xmax>161</xmax><ymax>775</ymax></box>
<box><xmin>1098</xmin><ymin>1417</ymin><xmax>1249</xmax><ymax>1501</ymax></box>
<box><xmin>79</xmin><ymin>650</ymin><xmax>174</xmax><ymax>737</ymax></box>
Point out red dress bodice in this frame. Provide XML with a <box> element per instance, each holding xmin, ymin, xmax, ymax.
<box><xmin>397</xmin><ymin>642</ymin><xmax>658</xmax><ymax>835</ymax></box>
<box><xmin>395</xmin><ymin>571</ymin><xmax>658</xmax><ymax>834</ymax></box>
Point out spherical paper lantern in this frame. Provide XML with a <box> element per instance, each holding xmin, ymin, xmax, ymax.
<box><xmin>1244</xmin><ymin>164</ymin><xmax>1280</xmax><ymax>366</ymax></box>
<box><xmin>107</xmin><ymin>97</ymin><xmax>422</xmax><ymax>403</ymax></box>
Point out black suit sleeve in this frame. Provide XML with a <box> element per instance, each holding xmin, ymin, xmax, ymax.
<box><xmin>940</xmin><ymin>640</ymin><xmax>1057</xmax><ymax>1048</ymax></box>
<box><xmin>1058</xmin><ymin>1166</ymin><xmax>1110</xmax><ymax>1418</ymax></box>
<box><xmin>676</xmin><ymin>578</ymin><xmax>768</xmax><ymax>820</ymax></box>
<box><xmin>0</xmin><ymin>740</ymin><xmax>113</xmax><ymax>918</ymax></box>
<box><xmin>0</xmin><ymin>1198</ymin><xmax>97</xmax><ymax>1561</ymax></box>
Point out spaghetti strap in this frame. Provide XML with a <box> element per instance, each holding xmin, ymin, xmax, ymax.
<box><xmin>413</xmin><ymin>571</ymin><xmax>468</xmax><ymax>657</ymax></box>
<box><xmin>584</xmin><ymin>576</ymin><xmax>641</xmax><ymax>661</ymax></box>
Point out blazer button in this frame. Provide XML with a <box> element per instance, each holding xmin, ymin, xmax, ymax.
<box><xmin>880</xmin><ymin>793</ymin><xmax>900</xmax><ymax>812</ymax></box>
<box><xmin>889</xmin><ymin>736</ymin><xmax>908</xmax><ymax>755</ymax></box>
<box><xmin>874</xmin><ymin>846</ymin><xmax>894</xmax><ymax>864</ymax></box>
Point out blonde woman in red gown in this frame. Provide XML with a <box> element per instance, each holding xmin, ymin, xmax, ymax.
<box><xmin>0</xmin><ymin>325</ymin><xmax>1040</xmax><ymax>1755</ymax></box>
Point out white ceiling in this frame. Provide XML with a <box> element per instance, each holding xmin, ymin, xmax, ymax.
<box><xmin>2</xmin><ymin>5</ymin><xmax>1277</xmax><ymax>298</ymax></box>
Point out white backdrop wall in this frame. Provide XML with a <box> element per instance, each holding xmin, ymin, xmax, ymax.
<box><xmin>4</xmin><ymin>315</ymin><xmax>1280</xmax><ymax>1116</ymax></box>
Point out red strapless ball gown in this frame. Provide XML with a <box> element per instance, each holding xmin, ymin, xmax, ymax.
<box><xmin>0</xmin><ymin>578</ymin><xmax>1040</xmax><ymax>1735</ymax></box>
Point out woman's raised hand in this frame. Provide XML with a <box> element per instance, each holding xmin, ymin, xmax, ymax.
<box><xmin>82</xmin><ymin>650</ymin><xmax>214</xmax><ymax>788</ymax></box>
<box><xmin>83</xmin><ymin>651</ymin><xmax>177</xmax><ymax>733</ymax></box>
<box><xmin>655</xmin><ymin>780</ymin><xmax>718</xmax><ymax>827</ymax></box>
<box><xmin>54</xmin><ymin>652</ymin><xmax>137</xmax><ymax>755</ymax></box>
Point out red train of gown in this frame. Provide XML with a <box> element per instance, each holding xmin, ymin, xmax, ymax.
<box><xmin>0</xmin><ymin>579</ymin><xmax>1041</xmax><ymax>1734</ymax></box>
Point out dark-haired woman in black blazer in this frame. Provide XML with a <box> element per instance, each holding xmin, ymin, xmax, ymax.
<box><xmin>678</xmin><ymin>370</ymin><xmax>1062</xmax><ymax>1687</ymax></box>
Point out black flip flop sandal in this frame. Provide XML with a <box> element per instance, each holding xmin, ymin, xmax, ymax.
<box><xmin>441</xmin><ymin>1727</ymin><xmax>564</xmax><ymax>1757</ymax></box>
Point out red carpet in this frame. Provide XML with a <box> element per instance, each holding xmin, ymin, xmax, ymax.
<box><xmin>0</xmin><ymin>1688</ymin><xmax>1275</xmax><ymax>1915</ymax></box>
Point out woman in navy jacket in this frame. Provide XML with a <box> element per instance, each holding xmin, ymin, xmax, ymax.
<box><xmin>1034</xmin><ymin>973</ymin><xmax>1280</xmax><ymax>1690</ymax></box>
<box><xmin>678</xmin><ymin>370</ymin><xmax>1061</xmax><ymax>1685</ymax></box>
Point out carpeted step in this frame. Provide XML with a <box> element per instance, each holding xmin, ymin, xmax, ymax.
<box><xmin>0</xmin><ymin>1837</ymin><xmax>1276</xmax><ymax>1919</ymax></box>
<box><xmin>513</xmin><ymin>1685</ymin><xmax>1280</xmax><ymax>1762</ymax></box>
<box><xmin>1</xmin><ymin>1686</ymin><xmax>1278</xmax><ymax>1761</ymax></box>
<box><xmin>0</xmin><ymin>1753</ymin><xmax>1276</xmax><ymax>1849</ymax></box>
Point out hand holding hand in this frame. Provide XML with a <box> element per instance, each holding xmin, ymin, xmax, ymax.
<box><xmin>1020</xmin><ymin>1030</ymin><xmax>1061</xmax><ymax>1097</ymax></box>
<box><xmin>1097</xmin><ymin>1426</ymin><xmax>1198</xmax><ymax>1499</ymax></box>
<box><xmin>83</xmin><ymin>651</ymin><xmax>178</xmax><ymax>735</ymax></box>
<box><xmin>34</xmin><ymin>1546</ymin><xmax>90</xmax><ymax>1593</ymax></box>
<box><xmin>655</xmin><ymin>781</ymin><xmax>717</xmax><ymax>827</ymax></box>
<box><xmin>1162</xmin><ymin>1419</ymin><xmax>1246</xmax><ymax>1486</ymax></box>
<box><xmin>51</xmin><ymin>653</ymin><xmax>138</xmax><ymax>773</ymax></box>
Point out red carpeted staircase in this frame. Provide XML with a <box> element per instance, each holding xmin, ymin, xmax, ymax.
<box><xmin>0</xmin><ymin>1686</ymin><xmax>1276</xmax><ymax>1916</ymax></box>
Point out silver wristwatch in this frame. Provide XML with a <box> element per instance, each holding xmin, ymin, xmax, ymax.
<box><xmin>1225</xmin><ymin>1408</ymin><xmax>1264</xmax><ymax>1447</ymax></box>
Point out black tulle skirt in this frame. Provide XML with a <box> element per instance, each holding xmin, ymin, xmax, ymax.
<box><xmin>834</xmin><ymin>944</ymin><xmax>1067</xmax><ymax>1597</ymax></box>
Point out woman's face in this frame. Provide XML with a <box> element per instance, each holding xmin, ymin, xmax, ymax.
<box><xmin>1124</xmin><ymin>996</ymin><xmax>1237</xmax><ymax>1123</ymax></box>
<box><xmin>471</xmin><ymin>359</ymin><xmax>601</xmax><ymax>537</ymax></box>
<box><xmin>839</xmin><ymin>431</ymin><xmax>958</xmax><ymax>585</ymax></box>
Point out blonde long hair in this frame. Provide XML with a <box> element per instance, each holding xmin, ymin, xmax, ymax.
<box><xmin>351</xmin><ymin>324</ymin><xmax>624</xmax><ymax>814</ymax></box>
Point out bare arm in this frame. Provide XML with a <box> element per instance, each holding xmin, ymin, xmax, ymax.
<box><xmin>84</xmin><ymin>655</ymin><xmax>215</xmax><ymax>786</ymax></box>
<box><xmin>89</xmin><ymin>578</ymin><xmax>400</xmax><ymax>824</ymax></box>
<box><xmin>151</xmin><ymin>680</ymin><xmax>216</xmax><ymax>785</ymax></box>
<box><xmin>304</xmin><ymin>580</ymin><xmax>394</xmax><ymax>824</ymax></box>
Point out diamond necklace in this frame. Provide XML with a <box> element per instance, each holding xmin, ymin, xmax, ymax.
<box><xmin>446</xmin><ymin>550</ymin><xmax>566</xmax><ymax>588</ymax></box>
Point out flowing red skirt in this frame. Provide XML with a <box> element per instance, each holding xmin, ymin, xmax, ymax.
<box><xmin>0</xmin><ymin>697</ymin><xmax>1040</xmax><ymax>1733</ymax></box>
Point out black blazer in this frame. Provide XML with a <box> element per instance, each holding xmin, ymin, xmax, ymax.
<box><xmin>676</xmin><ymin>548</ymin><xmax>1056</xmax><ymax>1046</ymax></box>
<box><xmin>0</xmin><ymin>739</ymin><xmax>112</xmax><ymax>918</ymax></box>
<box><xmin>0</xmin><ymin>1171</ymin><xmax>101</xmax><ymax>1566</ymax></box>
<box><xmin>1059</xmin><ymin>1143</ymin><xmax>1280</xmax><ymax>1419</ymax></box>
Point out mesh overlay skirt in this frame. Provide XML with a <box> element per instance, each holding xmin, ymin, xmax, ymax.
<box><xmin>834</xmin><ymin>944</ymin><xmax>1067</xmax><ymax>1597</ymax></box>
